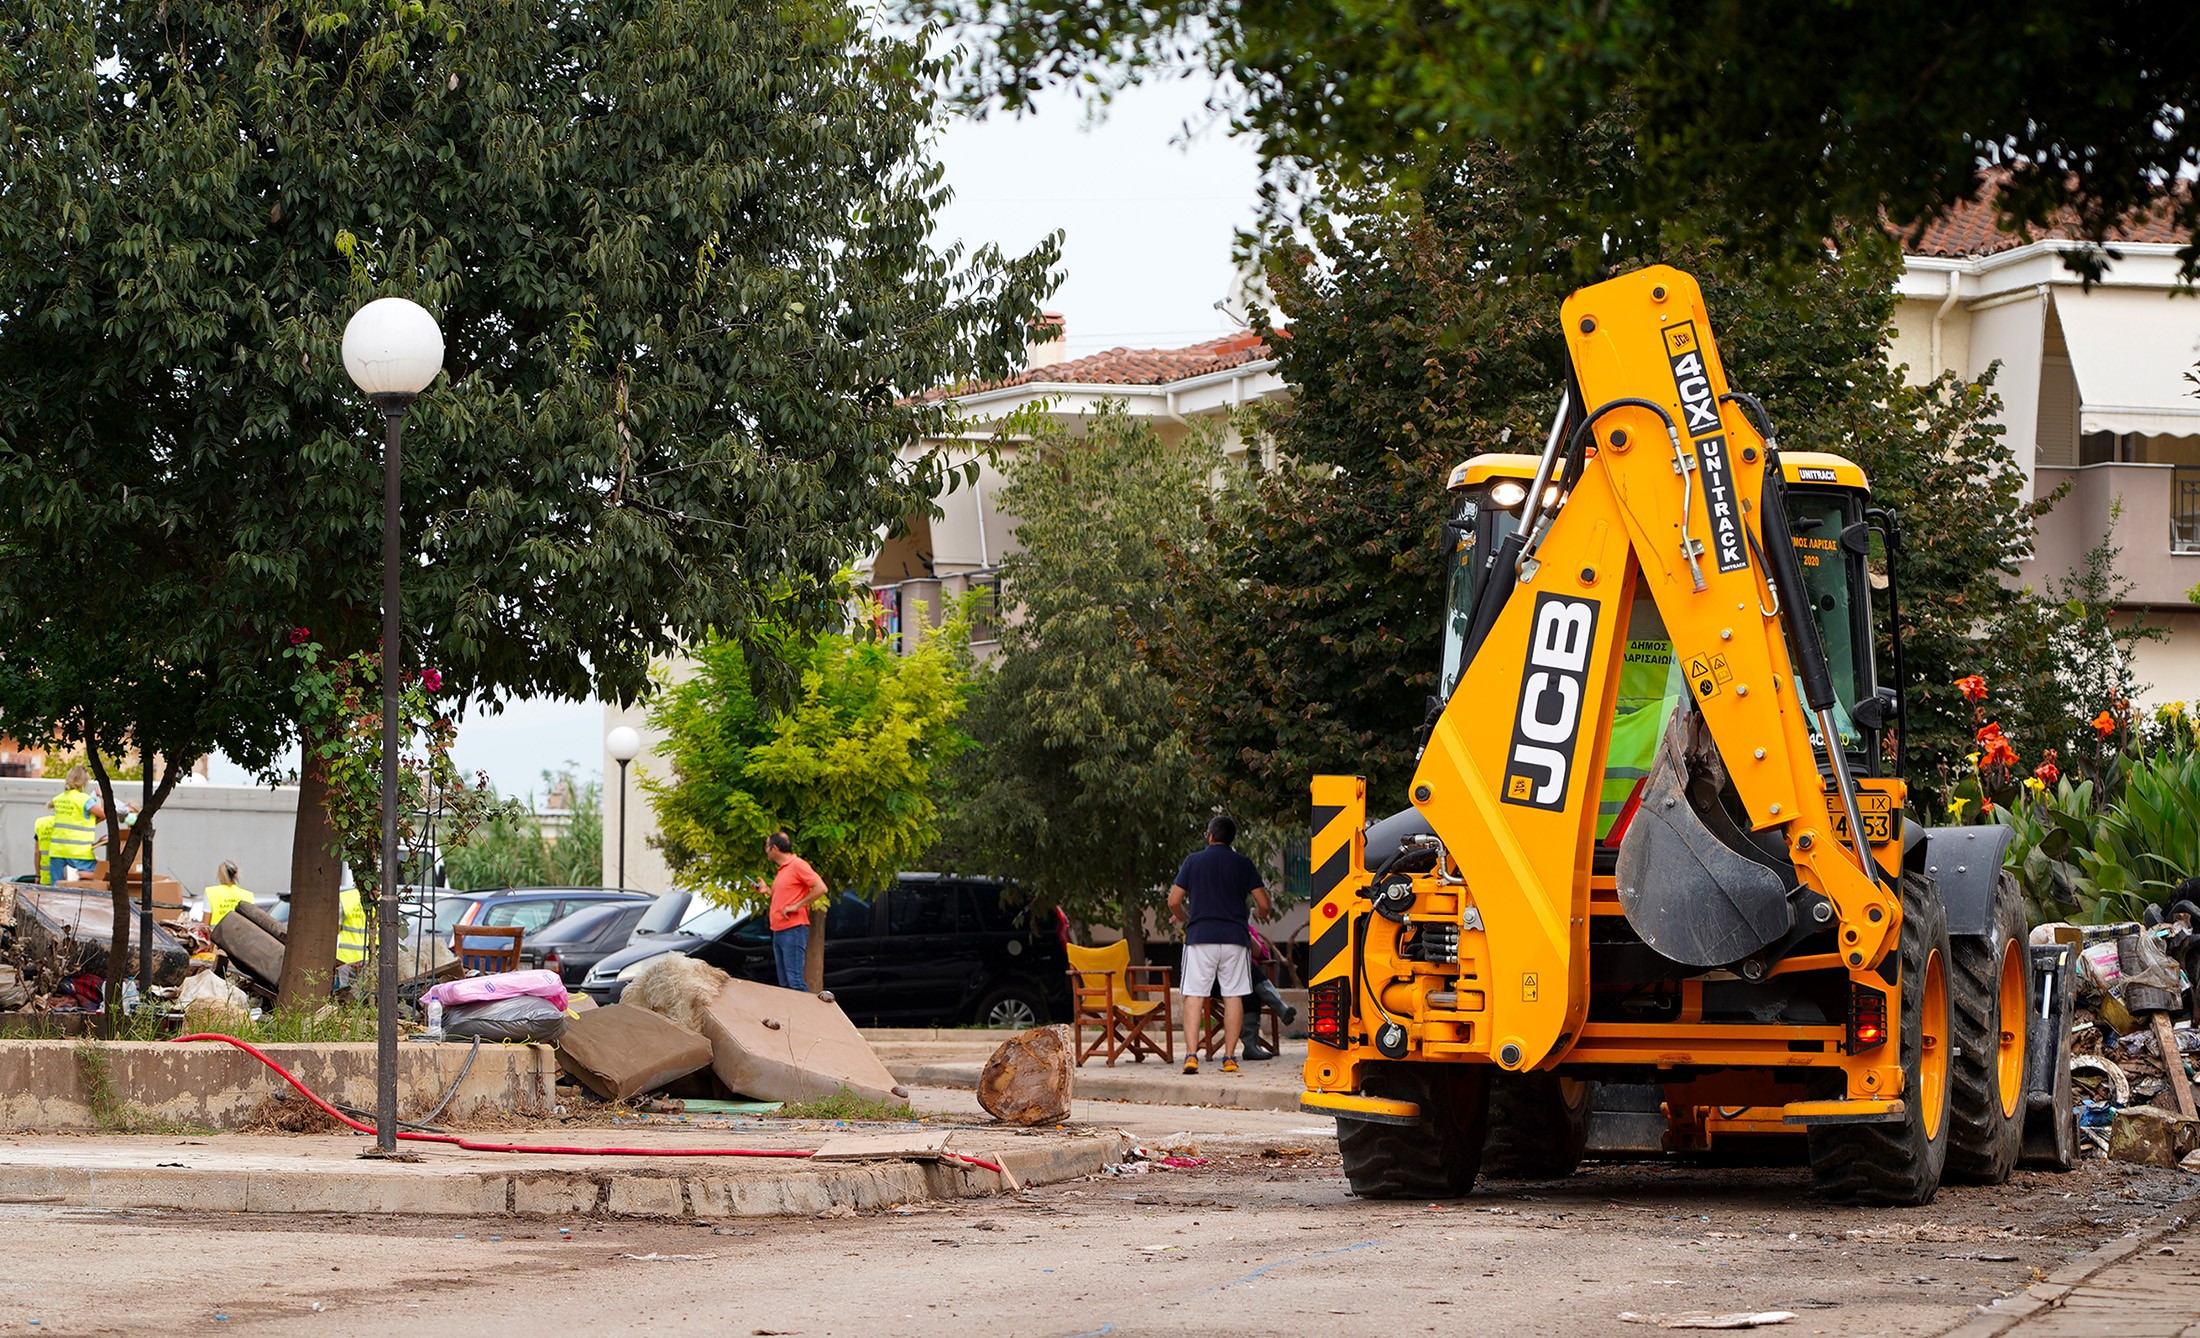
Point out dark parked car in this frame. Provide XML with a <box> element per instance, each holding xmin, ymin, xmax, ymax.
<box><xmin>433</xmin><ymin>887</ymin><xmax>653</xmax><ymax>946</ymax></box>
<box><xmin>519</xmin><ymin>899</ymin><xmax>654</xmax><ymax>984</ymax></box>
<box><xmin>579</xmin><ymin>875</ymin><xmax>1069</xmax><ymax>1028</ymax></box>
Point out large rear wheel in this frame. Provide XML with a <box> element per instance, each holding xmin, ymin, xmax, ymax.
<box><xmin>1482</xmin><ymin>1073</ymin><xmax>1592</xmax><ymax>1179</ymax></box>
<box><xmin>1946</xmin><ymin>872</ymin><xmax>2029</xmax><ymax>1184</ymax></box>
<box><xmin>1336</xmin><ymin>1062</ymin><xmax>1491</xmax><ymax>1199</ymax></box>
<box><xmin>1807</xmin><ymin>869</ymin><xmax>1953</xmax><ymax>1206</ymax></box>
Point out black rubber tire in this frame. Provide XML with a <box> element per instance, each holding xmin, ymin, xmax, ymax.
<box><xmin>972</xmin><ymin>983</ymin><xmax>1047</xmax><ymax>1031</ymax></box>
<box><xmin>1807</xmin><ymin>869</ymin><xmax>1953</xmax><ymax>1206</ymax></box>
<box><xmin>1336</xmin><ymin>1063</ymin><xmax>1491</xmax><ymax>1199</ymax></box>
<box><xmin>1945</xmin><ymin>871</ymin><xmax>2030</xmax><ymax>1184</ymax></box>
<box><xmin>1481</xmin><ymin>1073</ymin><xmax>1592</xmax><ymax>1179</ymax></box>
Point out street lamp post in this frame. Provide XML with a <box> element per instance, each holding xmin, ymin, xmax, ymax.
<box><xmin>342</xmin><ymin>297</ymin><xmax>444</xmax><ymax>1157</ymax></box>
<box><xmin>606</xmin><ymin>726</ymin><xmax>642</xmax><ymax>890</ymax></box>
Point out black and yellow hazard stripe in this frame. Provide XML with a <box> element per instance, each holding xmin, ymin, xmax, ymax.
<box><xmin>1307</xmin><ymin>775</ymin><xmax>1366</xmax><ymax>986</ymax></box>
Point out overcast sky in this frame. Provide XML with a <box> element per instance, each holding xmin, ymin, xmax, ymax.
<box><xmin>204</xmin><ymin>78</ymin><xmax>1263</xmax><ymax>801</ymax></box>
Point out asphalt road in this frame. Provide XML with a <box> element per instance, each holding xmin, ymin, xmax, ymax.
<box><xmin>0</xmin><ymin>1152</ymin><xmax>2187</xmax><ymax>1337</ymax></box>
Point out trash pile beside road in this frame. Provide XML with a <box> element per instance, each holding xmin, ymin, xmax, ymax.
<box><xmin>549</xmin><ymin>955</ymin><xmax>909</xmax><ymax>1112</ymax></box>
<box><xmin>2044</xmin><ymin>905</ymin><xmax>2200</xmax><ymax>1168</ymax></box>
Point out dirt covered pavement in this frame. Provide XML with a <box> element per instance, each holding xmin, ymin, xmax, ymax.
<box><xmin>0</xmin><ymin>1148</ymin><xmax>2187</xmax><ymax>1337</ymax></box>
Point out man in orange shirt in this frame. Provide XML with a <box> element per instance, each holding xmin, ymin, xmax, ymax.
<box><xmin>758</xmin><ymin>831</ymin><xmax>829</xmax><ymax>991</ymax></box>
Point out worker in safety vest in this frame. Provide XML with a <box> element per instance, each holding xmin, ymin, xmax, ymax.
<box><xmin>1599</xmin><ymin>625</ymin><xmax>1684</xmax><ymax>842</ymax></box>
<box><xmin>32</xmin><ymin>815</ymin><xmax>54</xmax><ymax>882</ymax></box>
<box><xmin>45</xmin><ymin>766</ymin><xmax>103</xmax><ymax>884</ymax></box>
<box><xmin>203</xmin><ymin>862</ymin><xmax>257</xmax><ymax>925</ymax></box>
<box><xmin>337</xmin><ymin>885</ymin><xmax>369</xmax><ymax>967</ymax></box>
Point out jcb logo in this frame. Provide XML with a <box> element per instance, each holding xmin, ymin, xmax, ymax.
<box><xmin>1501</xmin><ymin>594</ymin><xmax>1601</xmax><ymax>810</ymax></box>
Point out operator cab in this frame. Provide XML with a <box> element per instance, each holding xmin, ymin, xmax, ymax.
<box><xmin>1440</xmin><ymin>450</ymin><xmax>1898</xmax><ymax>782</ymax></box>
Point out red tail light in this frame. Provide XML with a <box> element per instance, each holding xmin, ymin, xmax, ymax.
<box><xmin>1602</xmin><ymin>778</ymin><xmax>1648</xmax><ymax>848</ymax></box>
<box><xmin>1054</xmin><ymin>908</ymin><xmax>1071</xmax><ymax>946</ymax></box>
<box><xmin>1848</xmin><ymin>983</ymin><xmax>1889</xmax><ymax>1051</ymax></box>
<box><xmin>1308</xmin><ymin>978</ymin><xmax>1350</xmax><ymax>1049</ymax></box>
<box><xmin>545</xmin><ymin>950</ymin><xmax>562</xmax><ymax>974</ymax></box>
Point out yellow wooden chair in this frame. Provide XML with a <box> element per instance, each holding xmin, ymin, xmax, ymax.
<box><xmin>1066</xmin><ymin>940</ymin><xmax>1173</xmax><ymax>1066</ymax></box>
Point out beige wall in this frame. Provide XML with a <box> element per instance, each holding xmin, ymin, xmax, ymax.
<box><xmin>2133</xmin><ymin>612</ymin><xmax>2200</xmax><ymax>710</ymax></box>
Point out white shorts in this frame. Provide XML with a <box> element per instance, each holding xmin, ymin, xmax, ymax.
<box><xmin>1181</xmin><ymin>943</ymin><xmax>1253</xmax><ymax>998</ymax></box>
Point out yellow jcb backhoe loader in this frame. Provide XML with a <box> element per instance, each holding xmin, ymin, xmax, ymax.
<box><xmin>1299</xmin><ymin>265</ymin><xmax>2076</xmax><ymax>1205</ymax></box>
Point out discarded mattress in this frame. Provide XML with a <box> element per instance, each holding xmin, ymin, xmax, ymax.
<box><xmin>697</xmin><ymin>977</ymin><xmax>902</xmax><ymax>1106</ymax></box>
<box><xmin>423</xmin><ymin>968</ymin><xmax>569</xmax><ymax>1012</ymax></box>
<box><xmin>555</xmin><ymin>1003</ymin><xmax>714</xmax><ymax>1103</ymax></box>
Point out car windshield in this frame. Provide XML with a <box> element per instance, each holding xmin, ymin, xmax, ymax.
<box><xmin>541</xmin><ymin>903</ymin><xmax>620</xmax><ymax>940</ymax></box>
<box><xmin>432</xmin><ymin>897</ymin><xmax>475</xmax><ymax>935</ymax></box>
<box><xmin>682</xmin><ymin>902</ymin><xmax>742</xmax><ymax>939</ymax></box>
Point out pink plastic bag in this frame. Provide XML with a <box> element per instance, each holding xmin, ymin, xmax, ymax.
<box><xmin>422</xmin><ymin>969</ymin><xmax>569</xmax><ymax>1012</ymax></box>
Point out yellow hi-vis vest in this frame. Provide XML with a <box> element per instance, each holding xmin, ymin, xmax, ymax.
<box><xmin>1599</xmin><ymin>638</ymin><xmax>1682</xmax><ymax>840</ymax></box>
<box><xmin>33</xmin><ymin>816</ymin><xmax>53</xmax><ymax>872</ymax></box>
<box><xmin>337</xmin><ymin>887</ymin><xmax>369</xmax><ymax>965</ymax></box>
<box><xmin>48</xmin><ymin>790</ymin><xmax>98</xmax><ymax>861</ymax></box>
<box><xmin>205</xmin><ymin>883</ymin><xmax>257</xmax><ymax>925</ymax></box>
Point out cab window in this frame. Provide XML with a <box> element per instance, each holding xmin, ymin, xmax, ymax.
<box><xmin>1786</xmin><ymin>489</ymin><xmax>1870</xmax><ymax>758</ymax></box>
<box><xmin>1439</xmin><ymin>489</ymin><xmax>1522</xmax><ymax>698</ymax></box>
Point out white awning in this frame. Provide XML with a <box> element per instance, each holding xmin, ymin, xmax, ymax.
<box><xmin>2056</xmin><ymin>289</ymin><xmax>2200</xmax><ymax>438</ymax></box>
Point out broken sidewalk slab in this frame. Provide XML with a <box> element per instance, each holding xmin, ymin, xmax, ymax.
<box><xmin>555</xmin><ymin>1003</ymin><xmax>714</xmax><ymax>1103</ymax></box>
<box><xmin>811</xmin><ymin>1131</ymin><xmax>952</xmax><ymax>1160</ymax></box>
<box><xmin>697</xmin><ymin>977</ymin><xmax>902</xmax><ymax>1106</ymax></box>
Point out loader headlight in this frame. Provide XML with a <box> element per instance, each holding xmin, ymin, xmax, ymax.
<box><xmin>1488</xmin><ymin>480</ymin><xmax>1527</xmax><ymax>509</ymax></box>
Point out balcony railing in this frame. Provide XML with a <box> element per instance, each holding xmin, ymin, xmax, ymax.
<box><xmin>2176</xmin><ymin>466</ymin><xmax>2200</xmax><ymax>554</ymax></box>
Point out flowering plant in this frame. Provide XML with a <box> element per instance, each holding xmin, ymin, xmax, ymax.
<box><xmin>286</xmin><ymin>632</ymin><xmax>510</xmax><ymax>904</ymax></box>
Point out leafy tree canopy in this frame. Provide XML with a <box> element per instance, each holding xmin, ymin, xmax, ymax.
<box><xmin>936</xmin><ymin>403</ymin><xmax>1223</xmax><ymax>947</ymax></box>
<box><xmin>0</xmin><ymin>0</ymin><xmax>1058</xmax><ymax>987</ymax></box>
<box><xmin>916</xmin><ymin>0</ymin><xmax>2200</xmax><ymax>277</ymax></box>
<box><xmin>1165</xmin><ymin>120</ymin><xmax>2063</xmax><ymax>834</ymax></box>
<box><xmin>645</xmin><ymin>606</ymin><xmax>973</xmax><ymax>917</ymax></box>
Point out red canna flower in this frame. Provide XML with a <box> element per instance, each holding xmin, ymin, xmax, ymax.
<box><xmin>2034</xmin><ymin>761</ymin><xmax>2060</xmax><ymax>786</ymax></box>
<box><xmin>2092</xmin><ymin>710</ymin><xmax>2117</xmax><ymax>738</ymax></box>
<box><xmin>1955</xmin><ymin>674</ymin><xmax>1987</xmax><ymax>703</ymax></box>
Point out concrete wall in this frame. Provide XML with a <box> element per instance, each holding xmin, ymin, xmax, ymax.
<box><xmin>0</xmin><ymin>1040</ymin><xmax>557</xmax><ymax>1132</ymax></box>
<box><xmin>2020</xmin><ymin>464</ymin><xmax>2200</xmax><ymax>608</ymax></box>
<box><xmin>0</xmin><ymin>780</ymin><xmax>300</xmax><ymax>897</ymax></box>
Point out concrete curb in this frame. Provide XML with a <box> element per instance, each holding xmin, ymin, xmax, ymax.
<box><xmin>1938</xmin><ymin>1203</ymin><xmax>2193</xmax><ymax>1336</ymax></box>
<box><xmin>896</xmin><ymin>1061</ymin><xmax>1302</xmax><ymax>1112</ymax></box>
<box><xmin>0</xmin><ymin>1134</ymin><xmax>1124</xmax><ymax>1220</ymax></box>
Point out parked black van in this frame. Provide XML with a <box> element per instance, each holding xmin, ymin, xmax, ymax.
<box><xmin>578</xmin><ymin>874</ymin><xmax>1070</xmax><ymax>1028</ymax></box>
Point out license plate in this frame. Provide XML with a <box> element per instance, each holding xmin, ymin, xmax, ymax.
<box><xmin>1826</xmin><ymin>787</ymin><xmax>1900</xmax><ymax>846</ymax></box>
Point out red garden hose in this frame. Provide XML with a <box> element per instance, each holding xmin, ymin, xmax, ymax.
<box><xmin>171</xmin><ymin>1032</ymin><xmax>1009</xmax><ymax>1177</ymax></box>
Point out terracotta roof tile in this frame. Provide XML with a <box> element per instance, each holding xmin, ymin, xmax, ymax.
<box><xmin>927</xmin><ymin>331</ymin><xmax>1272</xmax><ymax>401</ymax></box>
<box><xmin>1897</xmin><ymin>178</ymin><xmax>2189</xmax><ymax>259</ymax></box>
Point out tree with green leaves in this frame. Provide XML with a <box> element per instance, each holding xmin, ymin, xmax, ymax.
<box><xmin>0</xmin><ymin>0</ymin><xmax>1059</xmax><ymax>1002</ymax></box>
<box><xmin>917</xmin><ymin>0</ymin><xmax>2200</xmax><ymax>277</ymax></box>
<box><xmin>937</xmin><ymin>404</ymin><xmax>1223</xmax><ymax>957</ymax></box>
<box><xmin>445</xmin><ymin>770</ymin><xmax>604</xmax><ymax>892</ymax></box>
<box><xmin>645</xmin><ymin>610</ymin><xmax>972</xmax><ymax>989</ymax></box>
<box><xmin>1164</xmin><ymin>123</ymin><xmax>2063</xmax><ymax>834</ymax></box>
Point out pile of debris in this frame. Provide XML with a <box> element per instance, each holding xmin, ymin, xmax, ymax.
<box><xmin>2047</xmin><ymin>908</ymin><xmax>2200</xmax><ymax>1168</ymax></box>
<box><xmin>552</xmin><ymin>956</ymin><xmax>909</xmax><ymax>1110</ymax></box>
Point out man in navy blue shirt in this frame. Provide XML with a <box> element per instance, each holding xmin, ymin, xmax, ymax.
<box><xmin>1168</xmin><ymin>814</ymin><xmax>1274</xmax><ymax>1075</ymax></box>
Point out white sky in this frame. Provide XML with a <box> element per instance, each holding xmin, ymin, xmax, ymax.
<box><xmin>204</xmin><ymin>79</ymin><xmax>1262</xmax><ymax>800</ymax></box>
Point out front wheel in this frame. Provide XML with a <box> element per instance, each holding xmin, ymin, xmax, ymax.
<box><xmin>1807</xmin><ymin>869</ymin><xmax>1953</xmax><ymax>1206</ymax></box>
<box><xmin>1946</xmin><ymin>871</ymin><xmax>2030</xmax><ymax>1184</ymax></box>
<box><xmin>1336</xmin><ymin>1063</ymin><xmax>1491</xmax><ymax>1199</ymax></box>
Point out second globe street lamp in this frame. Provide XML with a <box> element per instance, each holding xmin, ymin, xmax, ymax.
<box><xmin>606</xmin><ymin>725</ymin><xmax>642</xmax><ymax>890</ymax></box>
<box><xmin>340</xmin><ymin>296</ymin><xmax>444</xmax><ymax>1157</ymax></box>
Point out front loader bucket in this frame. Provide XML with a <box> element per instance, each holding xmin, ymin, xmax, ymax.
<box><xmin>1614</xmin><ymin>708</ymin><xmax>1792</xmax><ymax>968</ymax></box>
